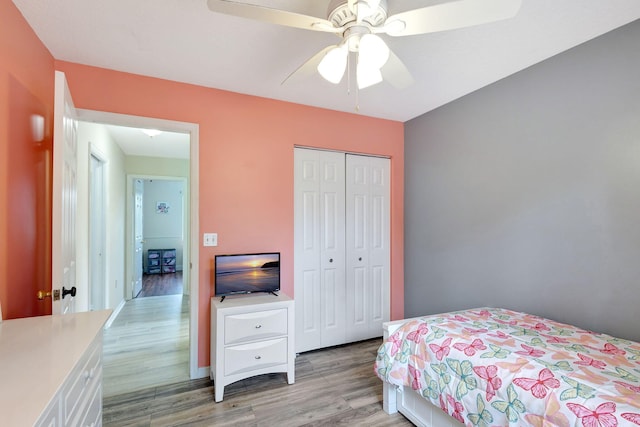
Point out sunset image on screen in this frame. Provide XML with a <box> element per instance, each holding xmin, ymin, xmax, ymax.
<box><xmin>215</xmin><ymin>253</ymin><xmax>280</xmax><ymax>295</ymax></box>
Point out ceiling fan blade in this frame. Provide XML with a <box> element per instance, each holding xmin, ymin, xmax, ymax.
<box><xmin>207</xmin><ymin>0</ymin><xmax>339</xmax><ymax>33</ymax></box>
<box><xmin>348</xmin><ymin>0</ymin><xmax>358</xmax><ymax>15</ymax></box>
<box><xmin>384</xmin><ymin>0</ymin><xmax>522</xmax><ymax>37</ymax></box>
<box><xmin>381</xmin><ymin>50</ymin><xmax>414</xmax><ymax>89</ymax></box>
<box><xmin>281</xmin><ymin>45</ymin><xmax>337</xmax><ymax>85</ymax></box>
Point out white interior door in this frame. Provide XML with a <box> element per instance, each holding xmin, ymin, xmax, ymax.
<box><xmin>89</xmin><ymin>154</ymin><xmax>106</xmax><ymax>310</ymax></box>
<box><xmin>294</xmin><ymin>148</ymin><xmax>346</xmax><ymax>353</ymax></box>
<box><xmin>52</xmin><ymin>71</ymin><xmax>78</xmax><ymax>314</ymax></box>
<box><xmin>345</xmin><ymin>154</ymin><xmax>390</xmax><ymax>341</ymax></box>
<box><xmin>133</xmin><ymin>179</ymin><xmax>144</xmax><ymax>298</ymax></box>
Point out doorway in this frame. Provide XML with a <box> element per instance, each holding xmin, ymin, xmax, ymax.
<box><xmin>136</xmin><ymin>178</ymin><xmax>186</xmax><ymax>299</ymax></box>
<box><xmin>76</xmin><ymin>109</ymin><xmax>202</xmax><ymax>386</ymax></box>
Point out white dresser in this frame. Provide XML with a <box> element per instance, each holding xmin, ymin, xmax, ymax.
<box><xmin>0</xmin><ymin>310</ymin><xmax>111</xmax><ymax>426</ymax></box>
<box><xmin>210</xmin><ymin>294</ymin><xmax>294</xmax><ymax>402</ymax></box>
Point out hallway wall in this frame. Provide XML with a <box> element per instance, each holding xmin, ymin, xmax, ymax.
<box><xmin>77</xmin><ymin>121</ymin><xmax>127</xmax><ymax>312</ymax></box>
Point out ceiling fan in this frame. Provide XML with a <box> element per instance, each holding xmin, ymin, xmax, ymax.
<box><xmin>207</xmin><ymin>0</ymin><xmax>522</xmax><ymax>90</ymax></box>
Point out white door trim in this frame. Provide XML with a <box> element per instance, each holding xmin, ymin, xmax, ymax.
<box><xmin>76</xmin><ymin>109</ymin><xmax>202</xmax><ymax>379</ymax></box>
<box><xmin>89</xmin><ymin>152</ymin><xmax>107</xmax><ymax>311</ymax></box>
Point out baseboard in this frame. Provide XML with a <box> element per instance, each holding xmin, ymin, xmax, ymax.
<box><xmin>104</xmin><ymin>299</ymin><xmax>126</xmax><ymax>329</ymax></box>
<box><xmin>192</xmin><ymin>366</ymin><xmax>210</xmax><ymax>380</ymax></box>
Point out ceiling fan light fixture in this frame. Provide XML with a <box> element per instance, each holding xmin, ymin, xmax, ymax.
<box><xmin>317</xmin><ymin>45</ymin><xmax>348</xmax><ymax>84</ymax></box>
<box><xmin>357</xmin><ymin>63</ymin><xmax>383</xmax><ymax>89</ymax></box>
<box><xmin>358</xmin><ymin>34</ymin><xmax>389</xmax><ymax>69</ymax></box>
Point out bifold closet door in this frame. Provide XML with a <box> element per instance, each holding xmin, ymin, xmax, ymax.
<box><xmin>294</xmin><ymin>148</ymin><xmax>346</xmax><ymax>353</ymax></box>
<box><xmin>345</xmin><ymin>154</ymin><xmax>390</xmax><ymax>342</ymax></box>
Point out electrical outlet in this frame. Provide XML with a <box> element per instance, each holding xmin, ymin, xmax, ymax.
<box><xmin>204</xmin><ymin>233</ymin><xmax>218</xmax><ymax>247</ymax></box>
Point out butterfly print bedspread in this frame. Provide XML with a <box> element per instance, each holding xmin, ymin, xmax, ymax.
<box><xmin>374</xmin><ymin>308</ymin><xmax>640</xmax><ymax>426</ymax></box>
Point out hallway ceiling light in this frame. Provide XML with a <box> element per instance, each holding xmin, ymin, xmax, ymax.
<box><xmin>141</xmin><ymin>129</ymin><xmax>162</xmax><ymax>137</ymax></box>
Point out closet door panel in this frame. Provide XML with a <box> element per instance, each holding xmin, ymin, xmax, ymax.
<box><xmin>346</xmin><ymin>155</ymin><xmax>390</xmax><ymax>342</ymax></box>
<box><xmin>345</xmin><ymin>155</ymin><xmax>371</xmax><ymax>341</ymax></box>
<box><xmin>319</xmin><ymin>155</ymin><xmax>346</xmax><ymax>347</ymax></box>
<box><xmin>367</xmin><ymin>157</ymin><xmax>390</xmax><ymax>335</ymax></box>
<box><xmin>294</xmin><ymin>148</ymin><xmax>345</xmax><ymax>352</ymax></box>
<box><xmin>295</xmin><ymin>150</ymin><xmax>321</xmax><ymax>352</ymax></box>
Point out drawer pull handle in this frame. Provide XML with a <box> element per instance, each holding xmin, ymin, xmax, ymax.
<box><xmin>255</xmin><ymin>324</ymin><xmax>262</xmax><ymax>329</ymax></box>
<box><xmin>255</xmin><ymin>355</ymin><xmax>262</xmax><ymax>360</ymax></box>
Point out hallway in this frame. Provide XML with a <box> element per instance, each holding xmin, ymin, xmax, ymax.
<box><xmin>102</xmin><ymin>294</ymin><xmax>189</xmax><ymax>397</ymax></box>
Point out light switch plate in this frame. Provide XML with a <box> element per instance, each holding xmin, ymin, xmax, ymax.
<box><xmin>203</xmin><ymin>233</ymin><xmax>218</xmax><ymax>247</ymax></box>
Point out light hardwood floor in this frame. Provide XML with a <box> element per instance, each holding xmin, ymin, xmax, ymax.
<box><xmin>103</xmin><ymin>338</ymin><xmax>412</xmax><ymax>427</ymax></box>
<box><xmin>138</xmin><ymin>272</ymin><xmax>183</xmax><ymax>298</ymax></box>
<box><xmin>103</xmin><ymin>294</ymin><xmax>190</xmax><ymax>397</ymax></box>
<box><xmin>102</xmin><ymin>296</ymin><xmax>411</xmax><ymax>426</ymax></box>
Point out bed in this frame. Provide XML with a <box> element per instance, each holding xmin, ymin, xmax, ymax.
<box><xmin>375</xmin><ymin>308</ymin><xmax>640</xmax><ymax>426</ymax></box>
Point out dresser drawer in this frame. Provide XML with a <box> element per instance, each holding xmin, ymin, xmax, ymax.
<box><xmin>225</xmin><ymin>309</ymin><xmax>287</xmax><ymax>345</ymax></box>
<box><xmin>62</xmin><ymin>336</ymin><xmax>102</xmax><ymax>425</ymax></box>
<box><xmin>75</xmin><ymin>377</ymin><xmax>102</xmax><ymax>427</ymax></box>
<box><xmin>224</xmin><ymin>338</ymin><xmax>287</xmax><ymax>376</ymax></box>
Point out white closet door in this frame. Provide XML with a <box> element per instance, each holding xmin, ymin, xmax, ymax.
<box><xmin>294</xmin><ymin>148</ymin><xmax>346</xmax><ymax>353</ymax></box>
<box><xmin>345</xmin><ymin>154</ymin><xmax>390</xmax><ymax>342</ymax></box>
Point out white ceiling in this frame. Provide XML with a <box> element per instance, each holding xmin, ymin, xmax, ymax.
<box><xmin>102</xmin><ymin>124</ymin><xmax>190</xmax><ymax>159</ymax></box>
<box><xmin>12</xmin><ymin>0</ymin><xmax>640</xmax><ymax>122</ymax></box>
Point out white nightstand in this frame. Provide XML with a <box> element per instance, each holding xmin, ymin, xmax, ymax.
<box><xmin>210</xmin><ymin>293</ymin><xmax>295</xmax><ymax>402</ymax></box>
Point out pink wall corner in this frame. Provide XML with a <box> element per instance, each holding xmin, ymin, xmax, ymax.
<box><xmin>54</xmin><ymin>60</ymin><xmax>404</xmax><ymax>368</ymax></box>
<box><xmin>1</xmin><ymin>0</ymin><xmax>55</xmax><ymax>319</ymax></box>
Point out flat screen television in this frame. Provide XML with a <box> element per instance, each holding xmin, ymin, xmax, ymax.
<box><xmin>214</xmin><ymin>252</ymin><xmax>280</xmax><ymax>301</ymax></box>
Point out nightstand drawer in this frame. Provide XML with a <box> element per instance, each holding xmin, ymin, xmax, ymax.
<box><xmin>225</xmin><ymin>309</ymin><xmax>287</xmax><ymax>345</ymax></box>
<box><xmin>225</xmin><ymin>338</ymin><xmax>287</xmax><ymax>376</ymax></box>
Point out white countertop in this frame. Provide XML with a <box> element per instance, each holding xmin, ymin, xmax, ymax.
<box><xmin>0</xmin><ymin>310</ymin><xmax>111</xmax><ymax>426</ymax></box>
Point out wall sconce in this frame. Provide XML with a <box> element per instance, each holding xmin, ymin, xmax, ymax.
<box><xmin>30</xmin><ymin>114</ymin><xmax>45</xmax><ymax>142</ymax></box>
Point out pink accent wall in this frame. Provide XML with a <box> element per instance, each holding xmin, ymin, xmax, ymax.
<box><xmin>52</xmin><ymin>61</ymin><xmax>405</xmax><ymax>368</ymax></box>
<box><xmin>0</xmin><ymin>0</ymin><xmax>54</xmax><ymax>319</ymax></box>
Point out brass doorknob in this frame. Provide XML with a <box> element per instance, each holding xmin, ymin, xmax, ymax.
<box><xmin>37</xmin><ymin>290</ymin><xmax>52</xmax><ymax>300</ymax></box>
<box><xmin>37</xmin><ymin>289</ymin><xmax>60</xmax><ymax>301</ymax></box>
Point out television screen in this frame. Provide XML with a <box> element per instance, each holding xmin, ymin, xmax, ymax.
<box><xmin>214</xmin><ymin>252</ymin><xmax>280</xmax><ymax>298</ymax></box>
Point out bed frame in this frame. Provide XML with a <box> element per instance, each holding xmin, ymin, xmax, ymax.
<box><xmin>382</xmin><ymin>318</ymin><xmax>460</xmax><ymax>427</ymax></box>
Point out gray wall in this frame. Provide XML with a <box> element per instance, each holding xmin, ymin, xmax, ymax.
<box><xmin>404</xmin><ymin>20</ymin><xmax>640</xmax><ymax>341</ymax></box>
